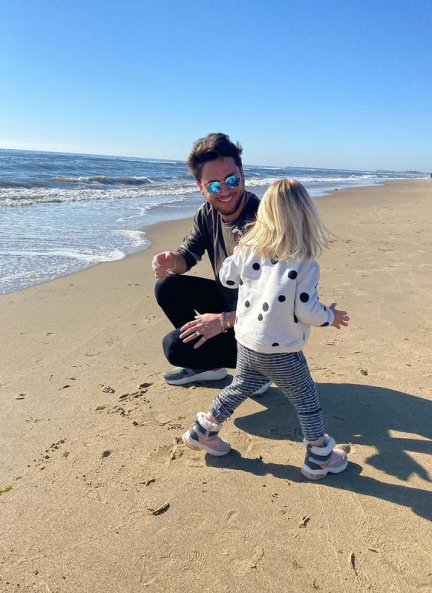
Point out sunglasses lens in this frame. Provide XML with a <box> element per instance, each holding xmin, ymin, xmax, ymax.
<box><xmin>225</xmin><ymin>175</ymin><xmax>241</xmax><ymax>188</ymax></box>
<box><xmin>207</xmin><ymin>181</ymin><xmax>222</xmax><ymax>195</ymax></box>
<box><xmin>206</xmin><ymin>175</ymin><xmax>241</xmax><ymax>195</ymax></box>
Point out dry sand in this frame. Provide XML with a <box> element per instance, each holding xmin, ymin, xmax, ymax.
<box><xmin>1</xmin><ymin>180</ymin><xmax>431</xmax><ymax>592</ymax></box>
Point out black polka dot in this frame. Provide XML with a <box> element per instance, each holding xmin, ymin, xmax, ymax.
<box><xmin>288</xmin><ymin>270</ymin><xmax>298</xmax><ymax>279</ymax></box>
<box><xmin>239</xmin><ymin>278</ymin><xmax>243</xmax><ymax>285</ymax></box>
<box><xmin>252</xmin><ymin>263</ymin><xmax>260</xmax><ymax>270</ymax></box>
<box><xmin>226</xmin><ymin>280</ymin><xmax>235</xmax><ymax>286</ymax></box>
<box><xmin>324</xmin><ymin>305</ymin><xmax>327</xmax><ymax>311</ymax></box>
<box><xmin>262</xmin><ymin>302</ymin><xmax>269</xmax><ymax>311</ymax></box>
<box><xmin>300</xmin><ymin>292</ymin><xmax>309</xmax><ymax>303</ymax></box>
<box><xmin>294</xmin><ymin>314</ymin><xmax>298</xmax><ymax>323</ymax></box>
<box><xmin>258</xmin><ymin>314</ymin><xmax>263</xmax><ymax>321</ymax></box>
<box><xmin>245</xmin><ymin>300</ymin><xmax>250</xmax><ymax>307</ymax></box>
<box><xmin>272</xmin><ymin>342</ymin><xmax>279</xmax><ymax>347</ymax></box>
<box><xmin>271</xmin><ymin>258</ymin><xmax>278</xmax><ymax>265</ymax></box>
<box><xmin>321</xmin><ymin>322</ymin><xmax>329</xmax><ymax>327</ymax></box>
<box><xmin>278</xmin><ymin>295</ymin><xmax>286</xmax><ymax>302</ymax></box>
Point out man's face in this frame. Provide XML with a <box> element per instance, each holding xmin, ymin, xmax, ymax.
<box><xmin>197</xmin><ymin>157</ymin><xmax>245</xmax><ymax>221</ymax></box>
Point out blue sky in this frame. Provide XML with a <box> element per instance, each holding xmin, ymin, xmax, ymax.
<box><xmin>1</xmin><ymin>0</ymin><xmax>431</xmax><ymax>170</ymax></box>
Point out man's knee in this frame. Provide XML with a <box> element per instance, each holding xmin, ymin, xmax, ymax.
<box><xmin>162</xmin><ymin>329</ymin><xmax>183</xmax><ymax>365</ymax></box>
<box><xmin>154</xmin><ymin>275</ymin><xmax>181</xmax><ymax>306</ymax></box>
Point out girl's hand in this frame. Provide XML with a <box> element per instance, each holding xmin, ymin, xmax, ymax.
<box><xmin>179</xmin><ymin>313</ymin><xmax>223</xmax><ymax>349</ymax></box>
<box><xmin>329</xmin><ymin>302</ymin><xmax>350</xmax><ymax>329</ymax></box>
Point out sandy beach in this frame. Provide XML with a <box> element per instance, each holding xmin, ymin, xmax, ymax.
<box><xmin>1</xmin><ymin>179</ymin><xmax>431</xmax><ymax>592</ymax></box>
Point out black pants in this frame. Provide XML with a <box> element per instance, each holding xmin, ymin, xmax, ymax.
<box><xmin>155</xmin><ymin>274</ymin><xmax>237</xmax><ymax>370</ymax></box>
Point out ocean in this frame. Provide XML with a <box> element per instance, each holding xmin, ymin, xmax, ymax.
<box><xmin>0</xmin><ymin>148</ymin><xmax>425</xmax><ymax>294</ymax></box>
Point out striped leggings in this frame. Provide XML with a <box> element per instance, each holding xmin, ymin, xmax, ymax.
<box><xmin>209</xmin><ymin>343</ymin><xmax>325</xmax><ymax>442</ymax></box>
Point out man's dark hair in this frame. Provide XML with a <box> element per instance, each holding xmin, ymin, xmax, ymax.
<box><xmin>187</xmin><ymin>133</ymin><xmax>243</xmax><ymax>180</ymax></box>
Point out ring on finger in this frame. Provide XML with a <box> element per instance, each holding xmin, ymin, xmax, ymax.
<box><xmin>201</xmin><ymin>335</ymin><xmax>207</xmax><ymax>342</ymax></box>
<box><xmin>195</xmin><ymin>330</ymin><xmax>201</xmax><ymax>337</ymax></box>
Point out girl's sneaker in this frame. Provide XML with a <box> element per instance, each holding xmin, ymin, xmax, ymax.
<box><xmin>301</xmin><ymin>434</ymin><xmax>348</xmax><ymax>480</ymax></box>
<box><xmin>182</xmin><ymin>412</ymin><xmax>231</xmax><ymax>456</ymax></box>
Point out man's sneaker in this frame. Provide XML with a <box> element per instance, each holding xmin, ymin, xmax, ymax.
<box><xmin>252</xmin><ymin>381</ymin><xmax>272</xmax><ymax>396</ymax></box>
<box><xmin>182</xmin><ymin>412</ymin><xmax>231</xmax><ymax>456</ymax></box>
<box><xmin>301</xmin><ymin>434</ymin><xmax>348</xmax><ymax>480</ymax></box>
<box><xmin>162</xmin><ymin>367</ymin><xmax>227</xmax><ymax>386</ymax></box>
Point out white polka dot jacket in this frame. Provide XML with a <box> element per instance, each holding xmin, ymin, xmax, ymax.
<box><xmin>219</xmin><ymin>247</ymin><xmax>335</xmax><ymax>354</ymax></box>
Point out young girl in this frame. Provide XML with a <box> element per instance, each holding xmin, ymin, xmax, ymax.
<box><xmin>182</xmin><ymin>179</ymin><xmax>350</xmax><ymax>480</ymax></box>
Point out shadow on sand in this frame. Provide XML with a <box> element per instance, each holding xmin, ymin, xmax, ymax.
<box><xmin>206</xmin><ymin>382</ymin><xmax>432</xmax><ymax>520</ymax></box>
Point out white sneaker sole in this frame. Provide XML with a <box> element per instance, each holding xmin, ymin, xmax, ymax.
<box><xmin>182</xmin><ymin>432</ymin><xmax>231</xmax><ymax>457</ymax></box>
<box><xmin>301</xmin><ymin>456</ymin><xmax>348</xmax><ymax>480</ymax></box>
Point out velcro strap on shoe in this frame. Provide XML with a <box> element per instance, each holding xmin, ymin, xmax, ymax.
<box><xmin>307</xmin><ymin>435</ymin><xmax>335</xmax><ymax>457</ymax></box>
<box><xmin>194</xmin><ymin>420</ymin><xmax>207</xmax><ymax>435</ymax></box>
<box><xmin>308</xmin><ymin>450</ymin><xmax>333</xmax><ymax>463</ymax></box>
<box><xmin>190</xmin><ymin>428</ymin><xmax>200</xmax><ymax>443</ymax></box>
<box><xmin>304</xmin><ymin>459</ymin><xmax>325</xmax><ymax>471</ymax></box>
<box><xmin>195</xmin><ymin>418</ymin><xmax>219</xmax><ymax>436</ymax></box>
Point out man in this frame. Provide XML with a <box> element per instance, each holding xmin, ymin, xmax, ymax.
<box><xmin>152</xmin><ymin>132</ymin><xmax>270</xmax><ymax>394</ymax></box>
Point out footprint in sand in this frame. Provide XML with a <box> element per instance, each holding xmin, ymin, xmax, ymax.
<box><xmin>226</xmin><ymin>510</ymin><xmax>239</xmax><ymax>524</ymax></box>
<box><xmin>186</xmin><ymin>549</ymin><xmax>205</xmax><ymax>562</ymax></box>
<box><xmin>32</xmin><ymin>439</ymin><xmax>66</xmax><ymax>469</ymax></box>
<box><xmin>148</xmin><ymin>439</ymin><xmax>183</xmax><ymax>464</ymax></box>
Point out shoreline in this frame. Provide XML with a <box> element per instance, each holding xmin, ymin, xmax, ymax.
<box><xmin>1</xmin><ymin>177</ymin><xmax>425</xmax><ymax>298</ymax></box>
<box><xmin>1</xmin><ymin>178</ymin><xmax>431</xmax><ymax>592</ymax></box>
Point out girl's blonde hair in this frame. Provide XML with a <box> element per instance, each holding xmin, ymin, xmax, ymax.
<box><xmin>239</xmin><ymin>179</ymin><xmax>329</xmax><ymax>261</ymax></box>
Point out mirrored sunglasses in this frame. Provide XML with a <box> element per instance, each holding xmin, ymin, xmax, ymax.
<box><xmin>205</xmin><ymin>174</ymin><xmax>241</xmax><ymax>195</ymax></box>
